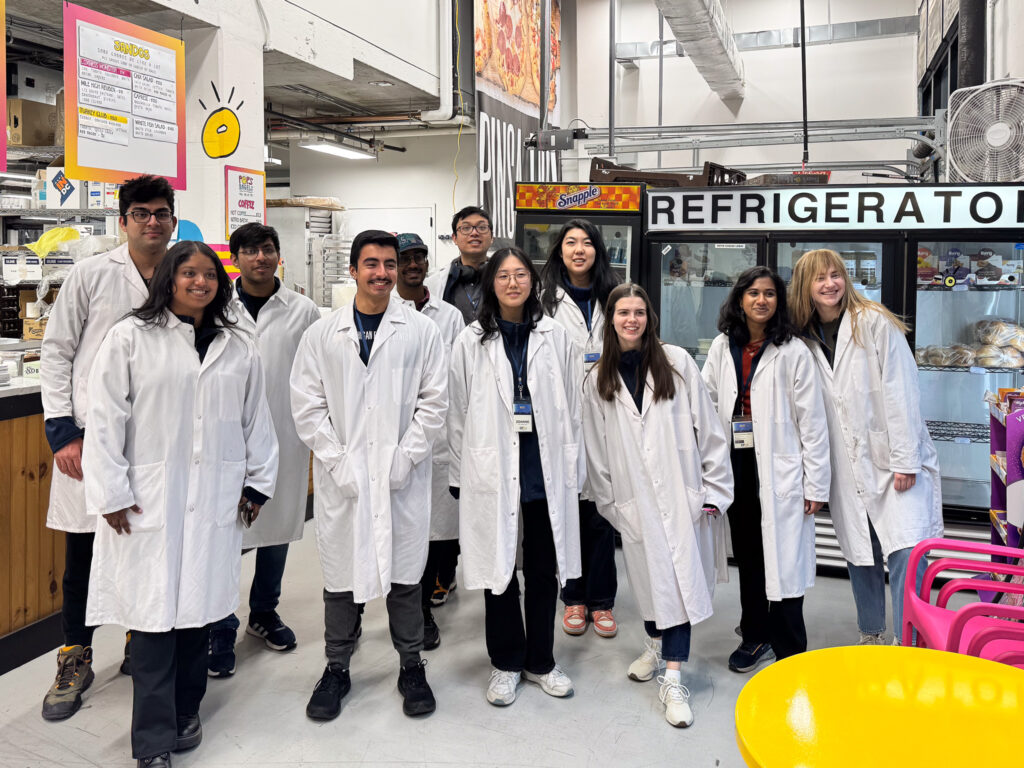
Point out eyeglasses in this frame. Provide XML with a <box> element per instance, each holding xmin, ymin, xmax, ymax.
<box><xmin>239</xmin><ymin>246</ymin><xmax>279</xmax><ymax>257</ymax></box>
<box><xmin>495</xmin><ymin>270</ymin><xmax>530</xmax><ymax>285</ymax></box>
<box><xmin>127</xmin><ymin>208</ymin><xmax>173</xmax><ymax>223</ymax></box>
<box><xmin>399</xmin><ymin>251</ymin><xmax>427</xmax><ymax>265</ymax></box>
<box><xmin>456</xmin><ymin>223</ymin><xmax>491</xmax><ymax>235</ymax></box>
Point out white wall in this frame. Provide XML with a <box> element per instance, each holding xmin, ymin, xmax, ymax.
<box><xmin>990</xmin><ymin>0</ymin><xmax>1024</xmax><ymax>80</ymax></box>
<box><xmin>570</xmin><ymin>0</ymin><xmax>920</xmax><ymax>183</ymax></box>
<box><xmin>289</xmin><ymin>132</ymin><xmax>479</xmax><ymax>265</ymax></box>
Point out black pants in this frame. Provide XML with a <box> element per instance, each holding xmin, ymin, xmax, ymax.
<box><xmin>560</xmin><ymin>499</ymin><xmax>617</xmax><ymax>610</ymax></box>
<box><xmin>485</xmin><ymin>499</ymin><xmax>558</xmax><ymax>675</ymax></box>
<box><xmin>62</xmin><ymin>532</ymin><xmax>96</xmax><ymax>647</ymax></box>
<box><xmin>130</xmin><ymin>626</ymin><xmax>209</xmax><ymax>759</ymax></box>
<box><xmin>420</xmin><ymin>539</ymin><xmax>460</xmax><ymax>608</ymax></box>
<box><xmin>729</xmin><ymin>449</ymin><xmax>807</xmax><ymax>660</ymax></box>
<box><xmin>324</xmin><ymin>583</ymin><xmax>423</xmax><ymax>668</ymax></box>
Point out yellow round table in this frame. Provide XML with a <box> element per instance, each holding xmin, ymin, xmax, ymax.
<box><xmin>735</xmin><ymin>646</ymin><xmax>1021</xmax><ymax>766</ymax></box>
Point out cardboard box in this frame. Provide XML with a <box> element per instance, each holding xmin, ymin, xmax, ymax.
<box><xmin>7</xmin><ymin>98</ymin><xmax>57</xmax><ymax>146</ymax></box>
<box><xmin>46</xmin><ymin>157</ymin><xmax>87</xmax><ymax>209</ymax></box>
<box><xmin>22</xmin><ymin>318</ymin><xmax>47</xmax><ymax>340</ymax></box>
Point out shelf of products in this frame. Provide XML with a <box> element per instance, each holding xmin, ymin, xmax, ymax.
<box><xmin>918</xmin><ymin>284</ymin><xmax>1020</xmax><ymax>292</ymax></box>
<box><xmin>0</xmin><ymin>208</ymin><xmax>118</xmax><ymax>218</ymax></box>
<box><xmin>990</xmin><ymin>453</ymin><xmax>1008</xmax><ymax>484</ymax></box>
<box><xmin>918</xmin><ymin>364</ymin><xmax>1023</xmax><ymax>374</ymax></box>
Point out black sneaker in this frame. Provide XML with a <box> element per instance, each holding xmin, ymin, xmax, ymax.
<box><xmin>306</xmin><ymin>664</ymin><xmax>351</xmax><ymax>721</ymax></box>
<box><xmin>728</xmin><ymin>641</ymin><xmax>775</xmax><ymax>673</ymax></box>
<box><xmin>246</xmin><ymin>611</ymin><xmax>297</xmax><ymax>651</ymax></box>
<box><xmin>137</xmin><ymin>753</ymin><xmax>171</xmax><ymax>767</ymax></box>
<box><xmin>120</xmin><ymin>631</ymin><xmax>131</xmax><ymax>675</ymax></box>
<box><xmin>423</xmin><ymin>608</ymin><xmax>440</xmax><ymax>651</ymax></box>
<box><xmin>207</xmin><ymin>627</ymin><xmax>236</xmax><ymax>678</ymax></box>
<box><xmin>397</xmin><ymin>659</ymin><xmax>436</xmax><ymax>716</ymax></box>
<box><xmin>173</xmin><ymin>714</ymin><xmax>202</xmax><ymax>752</ymax></box>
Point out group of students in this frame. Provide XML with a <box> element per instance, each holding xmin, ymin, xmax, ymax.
<box><xmin>34</xmin><ymin>178</ymin><xmax>944</xmax><ymax>766</ymax></box>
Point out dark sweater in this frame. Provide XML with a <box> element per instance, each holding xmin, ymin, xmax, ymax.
<box><xmin>563</xmin><ymin>281</ymin><xmax>593</xmax><ymax>331</ymax></box>
<box><xmin>618</xmin><ymin>349</ymin><xmax>645</xmax><ymax>413</ymax></box>
<box><xmin>497</xmin><ymin>317</ymin><xmax>545</xmax><ymax>503</ymax></box>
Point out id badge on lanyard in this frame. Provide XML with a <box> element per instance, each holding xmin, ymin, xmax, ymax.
<box><xmin>513</xmin><ymin>398</ymin><xmax>534</xmax><ymax>432</ymax></box>
<box><xmin>731</xmin><ymin>417</ymin><xmax>754</xmax><ymax>449</ymax></box>
<box><xmin>584</xmin><ymin>351</ymin><xmax>601</xmax><ymax>364</ymax></box>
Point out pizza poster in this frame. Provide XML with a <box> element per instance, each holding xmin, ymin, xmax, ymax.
<box><xmin>63</xmin><ymin>2</ymin><xmax>186</xmax><ymax>188</ymax></box>
<box><xmin>225</xmin><ymin>165</ymin><xmax>266</xmax><ymax>239</ymax></box>
<box><xmin>475</xmin><ymin>0</ymin><xmax>563</xmax><ymax>244</ymax></box>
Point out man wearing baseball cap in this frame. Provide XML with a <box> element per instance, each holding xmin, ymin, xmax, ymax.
<box><xmin>395</xmin><ymin>233</ymin><xmax>464</xmax><ymax>652</ymax></box>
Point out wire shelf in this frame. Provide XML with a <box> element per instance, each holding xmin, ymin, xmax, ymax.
<box><xmin>926</xmin><ymin>420</ymin><xmax>989</xmax><ymax>443</ymax></box>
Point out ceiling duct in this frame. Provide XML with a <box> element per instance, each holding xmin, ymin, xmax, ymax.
<box><xmin>652</xmin><ymin>0</ymin><xmax>745</xmax><ymax>101</ymax></box>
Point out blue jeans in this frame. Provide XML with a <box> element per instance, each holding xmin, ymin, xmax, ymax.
<box><xmin>211</xmin><ymin>543</ymin><xmax>290</xmax><ymax>632</ymax></box>
<box><xmin>644</xmin><ymin>621</ymin><xmax>691</xmax><ymax>663</ymax></box>
<box><xmin>846</xmin><ymin>521</ymin><xmax>925</xmax><ymax>639</ymax></box>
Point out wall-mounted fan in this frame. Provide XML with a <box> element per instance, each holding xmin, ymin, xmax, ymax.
<box><xmin>945</xmin><ymin>79</ymin><xmax>1024</xmax><ymax>182</ymax></box>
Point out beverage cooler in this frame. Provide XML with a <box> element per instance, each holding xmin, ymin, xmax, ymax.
<box><xmin>514</xmin><ymin>183</ymin><xmax>645</xmax><ymax>284</ymax></box>
<box><xmin>642</xmin><ymin>184</ymin><xmax>1024</xmax><ymax>566</ymax></box>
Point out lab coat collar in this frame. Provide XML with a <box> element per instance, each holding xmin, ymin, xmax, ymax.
<box><xmin>166</xmin><ymin>310</ymin><xmax>230</xmax><ymax>370</ymax></box>
<box><xmin>614</xmin><ymin>365</ymin><xmax>657</xmax><ymax>418</ymax></box>
<box><xmin>109</xmin><ymin>242</ymin><xmax>153</xmax><ymax>301</ymax></box>
<box><xmin>337</xmin><ymin>297</ymin><xmax>406</xmax><ymax>364</ymax></box>
<box><xmin>832</xmin><ymin>311</ymin><xmax>853</xmax><ymax>370</ymax></box>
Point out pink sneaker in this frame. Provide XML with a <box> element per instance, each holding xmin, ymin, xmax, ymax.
<box><xmin>591</xmin><ymin>609</ymin><xmax>618</xmax><ymax>638</ymax></box>
<box><xmin>562</xmin><ymin>605</ymin><xmax>587</xmax><ymax>636</ymax></box>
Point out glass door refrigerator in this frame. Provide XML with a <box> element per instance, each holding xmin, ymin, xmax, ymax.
<box><xmin>908</xmin><ymin>230</ymin><xmax>1024</xmax><ymax>518</ymax></box>
<box><xmin>514</xmin><ymin>183</ymin><xmax>644</xmax><ymax>284</ymax></box>
<box><xmin>642</xmin><ymin>233</ymin><xmax>766</xmax><ymax>366</ymax></box>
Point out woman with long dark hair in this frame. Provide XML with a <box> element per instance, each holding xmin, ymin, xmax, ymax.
<box><xmin>83</xmin><ymin>241</ymin><xmax>278</xmax><ymax>768</ymax></box>
<box><xmin>790</xmin><ymin>249</ymin><xmax>942</xmax><ymax>645</ymax></box>
<box><xmin>702</xmin><ymin>266</ymin><xmax>830</xmax><ymax>674</ymax></box>
<box><xmin>582</xmin><ymin>283</ymin><xmax>732</xmax><ymax>728</ymax></box>
<box><xmin>539</xmin><ymin>218</ymin><xmax>621</xmax><ymax>638</ymax></box>
<box><xmin>448</xmin><ymin>246</ymin><xmax>584</xmax><ymax>708</ymax></box>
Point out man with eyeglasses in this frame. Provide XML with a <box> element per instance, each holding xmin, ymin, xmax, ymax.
<box><xmin>40</xmin><ymin>175</ymin><xmax>176</xmax><ymax>722</ymax></box>
<box><xmin>424</xmin><ymin>206</ymin><xmax>494</xmax><ymax>327</ymax></box>
<box><xmin>394</xmin><ymin>233</ymin><xmax>464</xmax><ymax>651</ymax></box>
<box><xmin>204</xmin><ymin>223</ymin><xmax>322</xmax><ymax>679</ymax></box>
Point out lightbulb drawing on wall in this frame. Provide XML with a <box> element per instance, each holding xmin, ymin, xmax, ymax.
<box><xmin>199</xmin><ymin>81</ymin><xmax>243</xmax><ymax>159</ymax></box>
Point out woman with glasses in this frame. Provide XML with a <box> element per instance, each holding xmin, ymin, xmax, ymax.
<box><xmin>448</xmin><ymin>246</ymin><xmax>584</xmax><ymax>707</ymax></box>
<box><xmin>539</xmin><ymin>218</ymin><xmax>621</xmax><ymax>639</ymax></box>
<box><xmin>702</xmin><ymin>267</ymin><xmax>830</xmax><ymax>673</ymax></box>
<box><xmin>83</xmin><ymin>241</ymin><xmax>278</xmax><ymax>768</ymax></box>
<box><xmin>582</xmin><ymin>284</ymin><xmax>732</xmax><ymax>728</ymax></box>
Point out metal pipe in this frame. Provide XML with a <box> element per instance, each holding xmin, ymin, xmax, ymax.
<box><xmin>799</xmin><ymin>0</ymin><xmax>810</xmax><ymax>165</ymax></box>
<box><xmin>266</xmin><ymin>113</ymin><xmax>407</xmax><ymax>153</ymax></box>
<box><xmin>609</xmin><ymin>0</ymin><xmax>616</xmax><ymax>159</ymax></box>
<box><xmin>540</xmin><ymin>0</ymin><xmax>551</xmax><ymax>131</ymax></box>
<box><xmin>657</xmin><ymin>12</ymin><xmax>665</xmax><ymax>168</ymax></box>
<box><xmin>584</xmin><ymin>116</ymin><xmax>936</xmax><ymax>138</ymax></box>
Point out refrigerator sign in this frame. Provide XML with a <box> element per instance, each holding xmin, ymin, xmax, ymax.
<box><xmin>647</xmin><ymin>186</ymin><xmax>1024</xmax><ymax>230</ymax></box>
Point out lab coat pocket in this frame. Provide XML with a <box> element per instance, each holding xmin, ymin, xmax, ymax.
<box><xmin>215</xmin><ymin>459</ymin><xmax>246</xmax><ymax>527</ymax></box>
<box><xmin>126</xmin><ymin>461</ymin><xmax>166</xmax><ymax>532</ymax></box>
<box><xmin>390</xmin><ymin>447</ymin><xmax>414</xmax><ymax>490</ymax></box>
<box><xmin>464</xmin><ymin>447</ymin><xmax>500</xmax><ymax>493</ymax></box>
<box><xmin>614</xmin><ymin>499</ymin><xmax>643</xmax><ymax>545</ymax></box>
<box><xmin>868</xmin><ymin>429</ymin><xmax>891</xmax><ymax>471</ymax></box>
<box><xmin>685</xmin><ymin>486</ymin><xmax>707</xmax><ymax>525</ymax></box>
<box><xmin>329</xmin><ymin>455</ymin><xmax>360</xmax><ymax>499</ymax></box>
<box><xmin>772</xmin><ymin>454</ymin><xmax>803</xmax><ymax>499</ymax></box>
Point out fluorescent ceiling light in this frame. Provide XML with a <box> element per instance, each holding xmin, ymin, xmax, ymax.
<box><xmin>20</xmin><ymin>216</ymin><xmax>59</xmax><ymax>221</ymax></box>
<box><xmin>298</xmin><ymin>138</ymin><xmax>376</xmax><ymax>160</ymax></box>
<box><xmin>369</xmin><ymin>80</ymin><xmax>394</xmax><ymax>87</ymax></box>
<box><xmin>1</xmin><ymin>194</ymin><xmax>32</xmax><ymax>200</ymax></box>
<box><xmin>0</xmin><ymin>172</ymin><xmax>36</xmax><ymax>181</ymax></box>
<box><xmin>0</xmin><ymin>179</ymin><xmax>32</xmax><ymax>186</ymax></box>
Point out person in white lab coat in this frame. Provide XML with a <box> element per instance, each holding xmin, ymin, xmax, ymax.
<box><xmin>538</xmin><ymin>218</ymin><xmax>621</xmax><ymax>639</ymax></box>
<box><xmin>583</xmin><ymin>283</ymin><xmax>733</xmax><ymax>728</ymax></box>
<box><xmin>39</xmin><ymin>174</ymin><xmax>175</xmax><ymax>721</ymax></box>
<box><xmin>448</xmin><ymin>246</ymin><xmax>584</xmax><ymax>708</ymax></box>
<box><xmin>394</xmin><ymin>232</ymin><xmax>465</xmax><ymax>651</ymax></box>
<box><xmin>204</xmin><ymin>223</ymin><xmax>322</xmax><ymax>677</ymax></box>
<box><xmin>702</xmin><ymin>266</ymin><xmax>831</xmax><ymax>673</ymax></box>
<box><xmin>290</xmin><ymin>230</ymin><xmax>447</xmax><ymax>721</ymax></box>
<box><xmin>83</xmin><ymin>241</ymin><xmax>278</xmax><ymax>768</ymax></box>
<box><xmin>790</xmin><ymin>248</ymin><xmax>943</xmax><ymax>645</ymax></box>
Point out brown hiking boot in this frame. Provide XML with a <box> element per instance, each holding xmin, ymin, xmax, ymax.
<box><xmin>41</xmin><ymin>645</ymin><xmax>95</xmax><ymax>721</ymax></box>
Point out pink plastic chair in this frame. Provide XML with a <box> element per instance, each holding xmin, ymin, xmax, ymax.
<box><xmin>901</xmin><ymin>537</ymin><xmax>1024</xmax><ymax>667</ymax></box>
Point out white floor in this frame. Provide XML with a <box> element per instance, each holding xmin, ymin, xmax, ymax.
<box><xmin>0</xmin><ymin>524</ymin><xmax>870</xmax><ymax>768</ymax></box>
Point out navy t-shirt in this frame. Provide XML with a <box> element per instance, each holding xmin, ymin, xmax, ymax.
<box><xmin>354</xmin><ymin>308</ymin><xmax>384</xmax><ymax>365</ymax></box>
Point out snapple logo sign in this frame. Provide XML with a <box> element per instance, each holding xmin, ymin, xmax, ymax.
<box><xmin>50</xmin><ymin>171</ymin><xmax>76</xmax><ymax>205</ymax></box>
<box><xmin>556</xmin><ymin>185</ymin><xmax>601</xmax><ymax>209</ymax></box>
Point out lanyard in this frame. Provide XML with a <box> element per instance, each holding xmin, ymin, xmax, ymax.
<box><xmin>729</xmin><ymin>337</ymin><xmax>768</xmax><ymax>417</ymax></box>
<box><xmin>501</xmin><ymin>333</ymin><xmax>529</xmax><ymax>400</ymax></box>
<box><xmin>463</xmin><ymin>283</ymin><xmax>479</xmax><ymax>310</ymax></box>
<box><xmin>354</xmin><ymin>310</ymin><xmax>372</xmax><ymax>361</ymax></box>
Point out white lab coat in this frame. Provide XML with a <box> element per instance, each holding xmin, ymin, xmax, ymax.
<box><xmin>807</xmin><ymin>309</ymin><xmax>943</xmax><ymax>564</ymax></box>
<box><xmin>583</xmin><ymin>345</ymin><xmax>733</xmax><ymax>628</ymax></box>
<box><xmin>83</xmin><ymin>314</ymin><xmax>278</xmax><ymax>632</ymax></box>
<box><xmin>448</xmin><ymin>316</ymin><xmax>584</xmax><ymax>593</ymax></box>
<box><xmin>702</xmin><ymin>334</ymin><xmax>831</xmax><ymax>600</ymax></box>
<box><xmin>395</xmin><ymin>290</ymin><xmax>465</xmax><ymax>540</ymax></box>
<box><xmin>41</xmin><ymin>243</ymin><xmax>149</xmax><ymax>532</ymax></box>
<box><xmin>230</xmin><ymin>283</ymin><xmax>321</xmax><ymax>547</ymax></box>
<box><xmin>545</xmin><ymin>285</ymin><xmax>606</xmax><ymax>365</ymax></box>
<box><xmin>290</xmin><ymin>299</ymin><xmax>447</xmax><ymax>602</ymax></box>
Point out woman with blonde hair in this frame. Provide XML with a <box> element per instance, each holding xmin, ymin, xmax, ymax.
<box><xmin>790</xmin><ymin>249</ymin><xmax>942</xmax><ymax>645</ymax></box>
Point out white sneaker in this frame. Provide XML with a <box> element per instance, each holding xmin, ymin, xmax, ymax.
<box><xmin>486</xmin><ymin>669</ymin><xmax>521</xmax><ymax>706</ymax></box>
<box><xmin>858</xmin><ymin>632</ymin><xmax>885</xmax><ymax>645</ymax></box>
<box><xmin>658</xmin><ymin>675</ymin><xmax>694</xmax><ymax>728</ymax></box>
<box><xmin>628</xmin><ymin>637</ymin><xmax>664</xmax><ymax>682</ymax></box>
<box><xmin>523</xmin><ymin>665</ymin><xmax>574</xmax><ymax>697</ymax></box>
